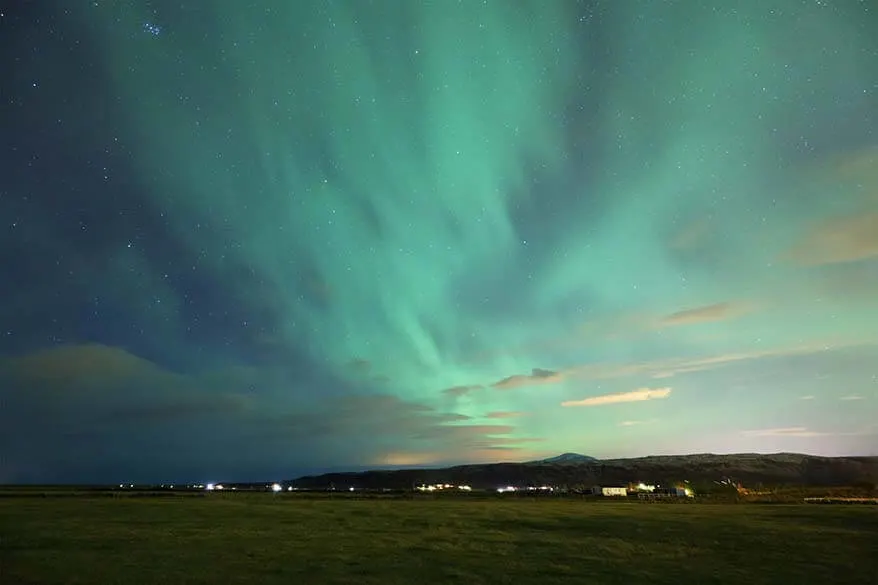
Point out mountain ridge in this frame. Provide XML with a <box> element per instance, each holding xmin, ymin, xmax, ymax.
<box><xmin>529</xmin><ymin>452</ymin><xmax>599</xmax><ymax>465</ymax></box>
<box><xmin>288</xmin><ymin>452</ymin><xmax>878</xmax><ymax>490</ymax></box>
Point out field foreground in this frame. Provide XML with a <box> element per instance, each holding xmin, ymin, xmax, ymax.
<box><xmin>2</xmin><ymin>496</ymin><xmax>876</xmax><ymax>584</ymax></box>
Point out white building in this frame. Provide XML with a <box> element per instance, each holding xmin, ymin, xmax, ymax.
<box><xmin>592</xmin><ymin>486</ymin><xmax>628</xmax><ymax>496</ymax></box>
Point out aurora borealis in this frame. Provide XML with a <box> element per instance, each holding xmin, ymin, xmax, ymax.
<box><xmin>2</xmin><ymin>1</ymin><xmax>877</xmax><ymax>483</ymax></box>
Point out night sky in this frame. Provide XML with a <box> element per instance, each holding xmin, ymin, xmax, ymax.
<box><xmin>2</xmin><ymin>1</ymin><xmax>877</xmax><ymax>484</ymax></box>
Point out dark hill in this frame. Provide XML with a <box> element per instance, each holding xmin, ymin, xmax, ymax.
<box><xmin>531</xmin><ymin>453</ymin><xmax>599</xmax><ymax>465</ymax></box>
<box><xmin>288</xmin><ymin>453</ymin><xmax>878</xmax><ymax>490</ymax></box>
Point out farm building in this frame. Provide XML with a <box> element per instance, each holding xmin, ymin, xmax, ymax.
<box><xmin>592</xmin><ymin>486</ymin><xmax>628</xmax><ymax>497</ymax></box>
<box><xmin>637</xmin><ymin>487</ymin><xmax>693</xmax><ymax>499</ymax></box>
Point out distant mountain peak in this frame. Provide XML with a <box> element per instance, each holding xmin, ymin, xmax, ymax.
<box><xmin>536</xmin><ymin>452</ymin><xmax>599</xmax><ymax>464</ymax></box>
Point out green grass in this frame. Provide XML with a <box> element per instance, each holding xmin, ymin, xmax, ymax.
<box><xmin>2</xmin><ymin>496</ymin><xmax>876</xmax><ymax>584</ymax></box>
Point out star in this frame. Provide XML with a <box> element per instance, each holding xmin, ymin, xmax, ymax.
<box><xmin>143</xmin><ymin>23</ymin><xmax>162</xmax><ymax>36</ymax></box>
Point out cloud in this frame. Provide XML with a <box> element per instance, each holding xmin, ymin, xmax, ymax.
<box><xmin>258</xmin><ymin>393</ymin><xmax>530</xmax><ymax>458</ymax></box>
<box><xmin>618</xmin><ymin>418</ymin><xmax>658</xmax><ymax>427</ymax></box>
<box><xmin>483</xmin><ymin>437</ymin><xmax>545</xmax><ymax>445</ymax></box>
<box><xmin>410</xmin><ymin>424</ymin><xmax>515</xmax><ymax>441</ymax></box>
<box><xmin>374</xmin><ymin>452</ymin><xmax>440</xmax><ymax>467</ymax></box>
<box><xmin>582</xmin><ymin>339</ymin><xmax>874</xmax><ymax>381</ymax></box>
<box><xmin>484</xmin><ymin>411</ymin><xmax>525</xmax><ymax>419</ymax></box>
<box><xmin>741</xmin><ymin>427</ymin><xmax>830</xmax><ymax>438</ymax></box>
<box><xmin>493</xmin><ymin>368</ymin><xmax>563</xmax><ymax>390</ymax></box>
<box><xmin>346</xmin><ymin>358</ymin><xmax>371</xmax><ymax>373</ymax></box>
<box><xmin>660</xmin><ymin>302</ymin><xmax>752</xmax><ymax>327</ymax></box>
<box><xmin>741</xmin><ymin>424</ymin><xmax>878</xmax><ymax>441</ymax></box>
<box><xmin>785</xmin><ymin>212</ymin><xmax>878</xmax><ymax>266</ymax></box>
<box><xmin>374</xmin><ymin>445</ymin><xmax>549</xmax><ymax>467</ymax></box>
<box><xmin>103</xmin><ymin>395</ymin><xmax>249</xmax><ymax>423</ymax></box>
<box><xmin>840</xmin><ymin>395</ymin><xmax>864</xmax><ymax>401</ymax></box>
<box><xmin>812</xmin><ymin>262</ymin><xmax>878</xmax><ymax>303</ymax></box>
<box><xmin>0</xmin><ymin>343</ymin><xmax>179</xmax><ymax>388</ymax></box>
<box><xmin>0</xmin><ymin>344</ymin><xmax>275</xmax><ymax>481</ymax></box>
<box><xmin>450</xmin><ymin>339</ymin><xmax>874</xmax><ymax>405</ymax></box>
<box><xmin>669</xmin><ymin>218</ymin><xmax>710</xmax><ymax>250</ymax></box>
<box><xmin>441</xmin><ymin>384</ymin><xmax>482</xmax><ymax>397</ymax></box>
<box><xmin>561</xmin><ymin>387</ymin><xmax>672</xmax><ymax>408</ymax></box>
<box><xmin>441</xmin><ymin>412</ymin><xmax>473</xmax><ymax>422</ymax></box>
<box><xmin>832</xmin><ymin>145</ymin><xmax>878</xmax><ymax>187</ymax></box>
<box><xmin>0</xmin><ymin>344</ymin><xmax>256</xmax><ymax>426</ymax></box>
<box><xmin>799</xmin><ymin>395</ymin><xmax>815</xmax><ymax>400</ymax></box>
<box><xmin>0</xmin><ymin>343</ymin><xmax>542</xmax><ymax>480</ymax></box>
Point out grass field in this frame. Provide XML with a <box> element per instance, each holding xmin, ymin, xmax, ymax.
<box><xmin>2</xmin><ymin>495</ymin><xmax>876</xmax><ymax>584</ymax></box>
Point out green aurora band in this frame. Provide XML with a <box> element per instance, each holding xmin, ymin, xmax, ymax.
<box><xmin>23</xmin><ymin>0</ymin><xmax>875</xmax><ymax>471</ymax></box>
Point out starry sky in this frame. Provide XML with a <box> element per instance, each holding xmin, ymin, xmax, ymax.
<box><xmin>2</xmin><ymin>1</ymin><xmax>877</xmax><ymax>484</ymax></box>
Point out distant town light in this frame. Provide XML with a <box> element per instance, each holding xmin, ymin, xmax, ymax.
<box><xmin>271</xmin><ymin>483</ymin><xmax>282</xmax><ymax>492</ymax></box>
<box><xmin>206</xmin><ymin>483</ymin><xmax>215</xmax><ymax>491</ymax></box>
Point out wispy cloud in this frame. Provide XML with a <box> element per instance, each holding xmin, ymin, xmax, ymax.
<box><xmin>741</xmin><ymin>427</ymin><xmax>830</xmax><ymax>438</ymax></box>
<box><xmin>659</xmin><ymin>301</ymin><xmax>752</xmax><ymax>327</ymax></box>
<box><xmin>493</xmin><ymin>368</ymin><xmax>563</xmax><ymax>390</ymax></box>
<box><xmin>785</xmin><ymin>212</ymin><xmax>878</xmax><ymax>266</ymax></box>
<box><xmin>450</xmin><ymin>339</ymin><xmax>874</xmax><ymax>407</ymax></box>
<box><xmin>832</xmin><ymin>145</ymin><xmax>878</xmax><ymax>184</ymax></box>
<box><xmin>618</xmin><ymin>419</ymin><xmax>654</xmax><ymax>427</ymax></box>
<box><xmin>564</xmin><ymin>339</ymin><xmax>873</xmax><ymax>382</ymax></box>
<box><xmin>484</xmin><ymin>411</ymin><xmax>525</xmax><ymax>419</ymax></box>
<box><xmin>441</xmin><ymin>384</ymin><xmax>482</xmax><ymax>397</ymax></box>
<box><xmin>346</xmin><ymin>358</ymin><xmax>371</xmax><ymax>373</ymax></box>
<box><xmin>743</xmin><ymin>424</ymin><xmax>878</xmax><ymax>439</ymax></box>
<box><xmin>374</xmin><ymin>445</ymin><xmax>549</xmax><ymax>467</ymax></box>
<box><xmin>409</xmin><ymin>424</ymin><xmax>515</xmax><ymax>441</ymax></box>
<box><xmin>840</xmin><ymin>395</ymin><xmax>864</xmax><ymax>401</ymax></box>
<box><xmin>669</xmin><ymin>217</ymin><xmax>710</xmax><ymax>251</ymax></box>
<box><xmin>799</xmin><ymin>395</ymin><xmax>815</xmax><ymax>400</ymax></box>
<box><xmin>561</xmin><ymin>387</ymin><xmax>671</xmax><ymax>408</ymax></box>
